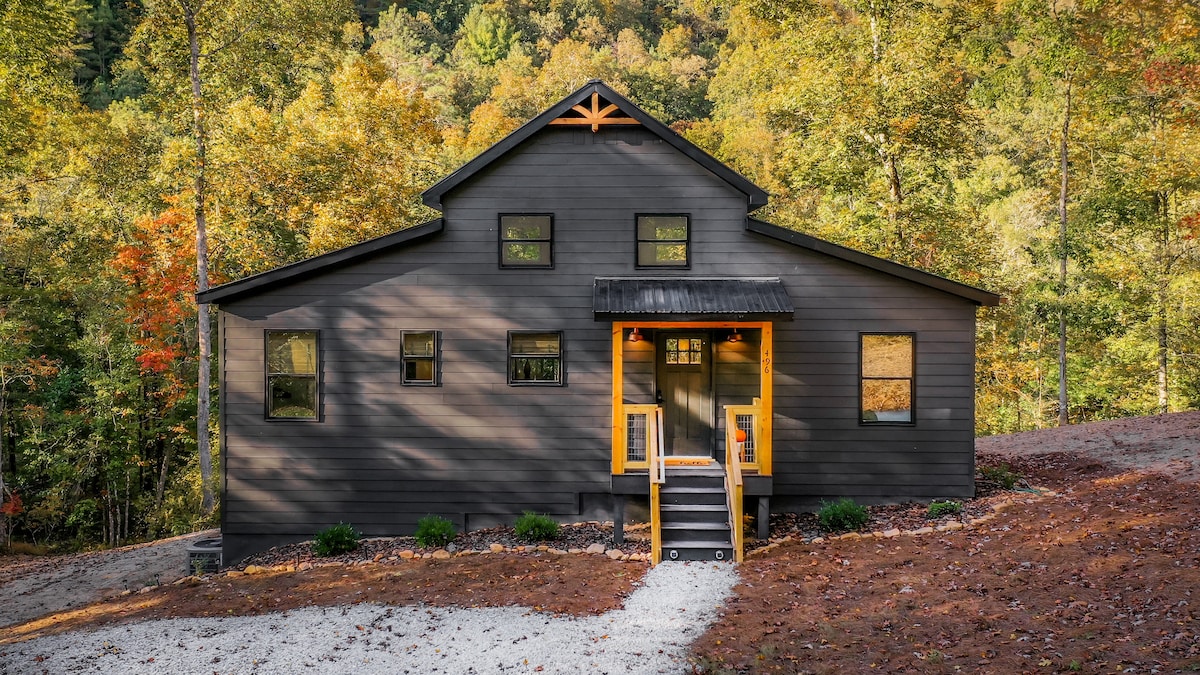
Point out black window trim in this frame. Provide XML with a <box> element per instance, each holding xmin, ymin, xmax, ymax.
<box><xmin>401</xmin><ymin>330</ymin><xmax>441</xmax><ymax>387</ymax></box>
<box><xmin>264</xmin><ymin>329</ymin><xmax>321</xmax><ymax>422</ymax></box>
<box><xmin>858</xmin><ymin>331</ymin><xmax>916</xmax><ymax>426</ymax></box>
<box><xmin>498</xmin><ymin>213</ymin><xmax>554</xmax><ymax>269</ymax></box>
<box><xmin>507</xmin><ymin>330</ymin><xmax>565</xmax><ymax>386</ymax></box>
<box><xmin>635</xmin><ymin>213</ymin><xmax>691</xmax><ymax>269</ymax></box>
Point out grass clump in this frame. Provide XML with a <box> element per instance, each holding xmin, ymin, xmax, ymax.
<box><xmin>513</xmin><ymin>512</ymin><xmax>559</xmax><ymax>542</ymax></box>
<box><xmin>818</xmin><ymin>498</ymin><xmax>869</xmax><ymax>533</ymax></box>
<box><xmin>414</xmin><ymin>514</ymin><xmax>456</xmax><ymax>548</ymax></box>
<box><xmin>313</xmin><ymin>522</ymin><xmax>360</xmax><ymax>557</ymax></box>
<box><xmin>927</xmin><ymin>500</ymin><xmax>963</xmax><ymax>518</ymax></box>
<box><xmin>979</xmin><ymin>464</ymin><xmax>1021</xmax><ymax>489</ymax></box>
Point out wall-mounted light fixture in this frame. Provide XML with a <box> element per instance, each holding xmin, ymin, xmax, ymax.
<box><xmin>727</xmin><ymin>328</ymin><xmax>743</xmax><ymax>343</ymax></box>
<box><xmin>628</xmin><ymin>328</ymin><xmax>643</xmax><ymax>342</ymax></box>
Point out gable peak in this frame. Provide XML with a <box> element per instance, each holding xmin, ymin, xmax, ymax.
<box><xmin>548</xmin><ymin>90</ymin><xmax>640</xmax><ymax>133</ymax></box>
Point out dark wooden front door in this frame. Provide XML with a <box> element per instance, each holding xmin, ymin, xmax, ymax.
<box><xmin>656</xmin><ymin>332</ymin><xmax>713</xmax><ymax>456</ymax></box>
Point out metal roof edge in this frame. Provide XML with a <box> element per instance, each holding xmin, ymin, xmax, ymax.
<box><xmin>196</xmin><ymin>219</ymin><xmax>444</xmax><ymax>304</ymax></box>
<box><xmin>746</xmin><ymin>218</ymin><xmax>1002</xmax><ymax>306</ymax></box>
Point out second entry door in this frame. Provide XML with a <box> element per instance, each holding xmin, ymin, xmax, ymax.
<box><xmin>657</xmin><ymin>332</ymin><xmax>713</xmax><ymax>456</ymax></box>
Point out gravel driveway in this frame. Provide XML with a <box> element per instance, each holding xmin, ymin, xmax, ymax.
<box><xmin>1</xmin><ymin>561</ymin><xmax>738</xmax><ymax>674</ymax></box>
<box><xmin>1</xmin><ymin>530</ymin><xmax>216</xmax><ymax>630</ymax></box>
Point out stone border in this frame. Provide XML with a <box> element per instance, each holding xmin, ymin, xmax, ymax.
<box><xmin>745</xmin><ymin>488</ymin><xmax>1058</xmax><ymax>558</ymax></box>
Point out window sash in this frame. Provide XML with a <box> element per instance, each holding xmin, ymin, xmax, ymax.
<box><xmin>402</xmin><ymin>331</ymin><xmax>439</xmax><ymax>386</ymax></box>
<box><xmin>266</xmin><ymin>330</ymin><xmax>319</xmax><ymax>420</ymax></box>
<box><xmin>508</xmin><ymin>332</ymin><xmax>563</xmax><ymax>385</ymax></box>
<box><xmin>636</xmin><ymin>214</ymin><xmax>689</xmax><ymax>267</ymax></box>
<box><xmin>860</xmin><ymin>333</ymin><xmax>914</xmax><ymax>424</ymax></box>
<box><xmin>500</xmin><ymin>214</ymin><xmax>553</xmax><ymax>268</ymax></box>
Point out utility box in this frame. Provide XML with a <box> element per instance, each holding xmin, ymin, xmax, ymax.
<box><xmin>186</xmin><ymin>537</ymin><xmax>222</xmax><ymax>575</ymax></box>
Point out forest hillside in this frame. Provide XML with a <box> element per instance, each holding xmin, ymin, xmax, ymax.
<box><xmin>1</xmin><ymin>0</ymin><xmax>1198</xmax><ymax>549</ymax></box>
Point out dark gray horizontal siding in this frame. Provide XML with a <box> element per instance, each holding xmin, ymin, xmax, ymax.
<box><xmin>218</xmin><ymin>124</ymin><xmax>982</xmax><ymax>561</ymax></box>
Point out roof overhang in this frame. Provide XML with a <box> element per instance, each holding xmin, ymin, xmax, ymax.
<box><xmin>196</xmin><ymin>219</ymin><xmax>444</xmax><ymax>305</ymax></box>
<box><xmin>593</xmin><ymin>277</ymin><xmax>795</xmax><ymax>322</ymax></box>
<box><xmin>746</xmin><ymin>219</ymin><xmax>1002</xmax><ymax>307</ymax></box>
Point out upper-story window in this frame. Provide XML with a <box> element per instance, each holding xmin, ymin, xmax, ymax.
<box><xmin>500</xmin><ymin>214</ymin><xmax>553</xmax><ymax>268</ymax></box>
<box><xmin>266</xmin><ymin>330</ymin><xmax>319</xmax><ymax>420</ymax></box>
<box><xmin>860</xmin><ymin>333</ymin><xmax>914</xmax><ymax>424</ymax></box>
<box><xmin>402</xmin><ymin>331</ymin><xmax>440</xmax><ymax>386</ymax></box>
<box><xmin>636</xmin><ymin>214</ymin><xmax>689</xmax><ymax>268</ymax></box>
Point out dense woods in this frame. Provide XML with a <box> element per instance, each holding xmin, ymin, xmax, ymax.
<box><xmin>1</xmin><ymin>0</ymin><xmax>1198</xmax><ymax>550</ymax></box>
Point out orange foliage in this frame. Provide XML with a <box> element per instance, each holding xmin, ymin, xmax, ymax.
<box><xmin>112</xmin><ymin>205</ymin><xmax>199</xmax><ymax>401</ymax></box>
<box><xmin>0</xmin><ymin>493</ymin><xmax>22</xmax><ymax>516</ymax></box>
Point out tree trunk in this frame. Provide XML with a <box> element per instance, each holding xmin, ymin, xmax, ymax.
<box><xmin>1057</xmin><ymin>80</ymin><xmax>1072</xmax><ymax>427</ymax></box>
<box><xmin>181</xmin><ymin>0</ymin><xmax>216</xmax><ymax>515</ymax></box>
<box><xmin>0</xmin><ymin>388</ymin><xmax>8</xmax><ymax>549</ymax></box>
<box><xmin>154</xmin><ymin>437</ymin><xmax>172</xmax><ymax>511</ymax></box>
<box><xmin>1156</xmin><ymin>190</ymin><xmax>1170</xmax><ymax>414</ymax></box>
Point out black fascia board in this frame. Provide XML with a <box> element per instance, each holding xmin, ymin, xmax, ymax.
<box><xmin>595</xmin><ymin>311</ymin><xmax>793</xmax><ymax>322</ymax></box>
<box><xmin>746</xmin><ymin>218</ymin><xmax>1002</xmax><ymax>307</ymax></box>
<box><xmin>195</xmin><ymin>219</ymin><xmax>444</xmax><ymax>304</ymax></box>
<box><xmin>421</xmin><ymin>80</ymin><xmax>769</xmax><ymax>212</ymax></box>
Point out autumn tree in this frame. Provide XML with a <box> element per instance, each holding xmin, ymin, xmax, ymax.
<box><xmin>705</xmin><ymin>0</ymin><xmax>987</xmax><ymax>278</ymax></box>
<box><xmin>120</xmin><ymin>0</ymin><xmax>353</xmax><ymax>514</ymax></box>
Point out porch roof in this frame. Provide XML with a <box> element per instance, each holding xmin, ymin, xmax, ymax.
<box><xmin>593</xmin><ymin>277</ymin><xmax>795</xmax><ymax>321</ymax></box>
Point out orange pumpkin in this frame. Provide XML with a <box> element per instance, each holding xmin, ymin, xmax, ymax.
<box><xmin>735</xmin><ymin>429</ymin><xmax>747</xmax><ymax>443</ymax></box>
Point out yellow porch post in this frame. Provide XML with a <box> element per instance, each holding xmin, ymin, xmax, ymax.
<box><xmin>611</xmin><ymin>322</ymin><xmax>624</xmax><ymax>475</ymax></box>
<box><xmin>759</xmin><ymin>322</ymin><xmax>773</xmax><ymax>476</ymax></box>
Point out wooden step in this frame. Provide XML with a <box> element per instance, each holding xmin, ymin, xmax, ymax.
<box><xmin>659</xmin><ymin>504</ymin><xmax>728</xmax><ymax>523</ymax></box>
<box><xmin>659</xmin><ymin>486</ymin><xmax>726</xmax><ymax>505</ymax></box>
<box><xmin>661</xmin><ymin>544</ymin><xmax>735</xmax><ymax>562</ymax></box>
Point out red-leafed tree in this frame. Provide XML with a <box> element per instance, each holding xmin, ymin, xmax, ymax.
<box><xmin>112</xmin><ymin>205</ymin><xmax>208</xmax><ymax>512</ymax></box>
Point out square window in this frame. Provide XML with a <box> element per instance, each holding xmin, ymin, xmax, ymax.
<box><xmin>860</xmin><ymin>333</ymin><xmax>914</xmax><ymax>424</ymax></box>
<box><xmin>266</xmin><ymin>330</ymin><xmax>319</xmax><ymax>419</ymax></box>
<box><xmin>636</xmin><ymin>214</ymin><xmax>689</xmax><ymax>267</ymax></box>
<box><xmin>500</xmin><ymin>214</ymin><xmax>553</xmax><ymax>267</ymax></box>
<box><xmin>402</xmin><ymin>331</ymin><xmax>440</xmax><ymax>386</ymax></box>
<box><xmin>508</xmin><ymin>331</ymin><xmax>563</xmax><ymax>385</ymax></box>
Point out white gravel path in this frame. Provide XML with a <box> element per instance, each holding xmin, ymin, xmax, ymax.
<box><xmin>1</xmin><ymin>561</ymin><xmax>738</xmax><ymax>674</ymax></box>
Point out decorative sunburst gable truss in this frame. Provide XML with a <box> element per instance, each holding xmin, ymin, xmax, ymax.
<box><xmin>548</xmin><ymin>91</ymin><xmax>640</xmax><ymax>132</ymax></box>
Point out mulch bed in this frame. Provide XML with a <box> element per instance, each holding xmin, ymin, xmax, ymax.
<box><xmin>237</xmin><ymin>522</ymin><xmax>651</xmax><ymax>570</ymax></box>
<box><xmin>691</xmin><ymin>451</ymin><xmax>1200</xmax><ymax>673</ymax></box>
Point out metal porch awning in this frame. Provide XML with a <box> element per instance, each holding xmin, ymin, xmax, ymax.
<box><xmin>593</xmin><ymin>277</ymin><xmax>794</xmax><ymax>322</ymax></box>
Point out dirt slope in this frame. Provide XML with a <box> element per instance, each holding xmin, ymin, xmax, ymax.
<box><xmin>977</xmin><ymin>409</ymin><xmax>1200</xmax><ymax>482</ymax></box>
<box><xmin>0</xmin><ymin>530</ymin><xmax>216</xmax><ymax>630</ymax></box>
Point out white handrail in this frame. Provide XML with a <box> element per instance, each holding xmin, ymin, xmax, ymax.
<box><xmin>651</xmin><ymin>407</ymin><xmax>666</xmax><ymax>484</ymax></box>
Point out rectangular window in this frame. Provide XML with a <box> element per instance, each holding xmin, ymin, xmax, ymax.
<box><xmin>402</xmin><ymin>331</ymin><xmax>440</xmax><ymax>386</ymax></box>
<box><xmin>860</xmin><ymin>333</ymin><xmax>914</xmax><ymax>424</ymax></box>
<box><xmin>508</xmin><ymin>331</ymin><xmax>563</xmax><ymax>385</ymax></box>
<box><xmin>500</xmin><ymin>214</ymin><xmax>553</xmax><ymax>267</ymax></box>
<box><xmin>266</xmin><ymin>330</ymin><xmax>319</xmax><ymax>420</ymax></box>
<box><xmin>637</xmin><ymin>214</ymin><xmax>689</xmax><ymax>267</ymax></box>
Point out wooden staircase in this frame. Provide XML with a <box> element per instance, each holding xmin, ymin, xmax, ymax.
<box><xmin>658</xmin><ymin>464</ymin><xmax>734</xmax><ymax>562</ymax></box>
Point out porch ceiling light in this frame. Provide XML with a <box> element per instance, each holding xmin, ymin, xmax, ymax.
<box><xmin>628</xmin><ymin>328</ymin><xmax>644</xmax><ymax>342</ymax></box>
<box><xmin>727</xmin><ymin>329</ymin><xmax>743</xmax><ymax>343</ymax></box>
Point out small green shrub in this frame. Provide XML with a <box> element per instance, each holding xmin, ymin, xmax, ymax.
<box><xmin>514</xmin><ymin>512</ymin><xmax>559</xmax><ymax>541</ymax></box>
<box><xmin>313</xmin><ymin>522</ymin><xmax>360</xmax><ymax>557</ymax></box>
<box><xmin>979</xmin><ymin>464</ymin><xmax>1020</xmax><ymax>489</ymax></box>
<box><xmin>818</xmin><ymin>498</ymin><xmax>869</xmax><ymax>533</ymax></box>
<box><xmin>414</xmin><ymin>514</ymin><xmax>456</xmax><ymax>548</ymax></box>
<box><xmin>927</xmin><ymin>500</ymin><xmax>963</xmax><ymax>518</ymax></box>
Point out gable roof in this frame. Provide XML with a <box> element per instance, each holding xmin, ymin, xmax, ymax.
<box><xmin>747</xmin><ymin>218</ymin><xmax>1001</xmax><ymax>306</ymax></box>
<box><xmin>421</xmin><ymin>80</ymin><xmax>769</xmax><ymax>211</ymax></box>
<box><xmin>196</xmin><ymin>219</ymin><xmax>443</xmax><ymax>304</ymax></box>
